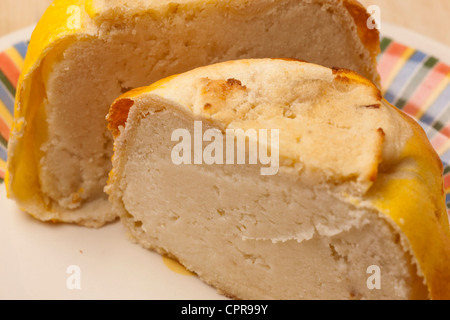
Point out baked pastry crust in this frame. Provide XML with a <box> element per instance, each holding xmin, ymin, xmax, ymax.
<box><xmin>107</xmin><ymin>59</ymin><xmax>450</xmax><ymax>300</ymax></box>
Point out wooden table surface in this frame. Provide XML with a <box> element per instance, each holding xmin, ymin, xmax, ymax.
<box><xmin>1</xmin><ymin>0</ymin><xmax>450</xmax><ymax>48</ymax></box>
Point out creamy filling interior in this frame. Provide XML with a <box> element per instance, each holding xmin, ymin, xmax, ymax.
<box><xmin>113</xmin><ymin>105</ymin><xmax>427</xmax><ymax>299</ymax></box>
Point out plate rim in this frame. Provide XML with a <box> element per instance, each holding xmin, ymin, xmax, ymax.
<box><xmin>381</xmin><ymin>21</ymin><xmax>450</xmax><ymax>65</ymax></box>
<box><xmin>0</xmin><ymin>25</ymin><xmax>35</xmax><ymax>52</ymax></box>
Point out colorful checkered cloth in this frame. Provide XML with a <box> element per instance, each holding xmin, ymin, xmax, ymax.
<box><xmin>1</xmin><ymin>38</ymin><xmax>450</xmax><ymax>212</ymax></box>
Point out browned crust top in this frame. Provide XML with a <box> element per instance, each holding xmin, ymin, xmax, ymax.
<box><xmin>343</xmin><ymin>0</ymin><xmax>381</xmax><ymax>58</ymax></box>
<box><xmin>107</xmin><ymin>98</ymin><xmax>135</xmax><ymax>138</ymax></box>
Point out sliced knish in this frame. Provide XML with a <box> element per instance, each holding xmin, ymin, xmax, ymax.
<box><xmin>106</xmin><ymin>59</ymin><xmax>450</xmax><ymax>300</ymax></box>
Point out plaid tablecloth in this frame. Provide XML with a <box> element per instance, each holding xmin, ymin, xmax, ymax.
<box><xmin>1</xmin><ymin>38</ymin><xmax>450</xmax><ymax>213</ymax></box>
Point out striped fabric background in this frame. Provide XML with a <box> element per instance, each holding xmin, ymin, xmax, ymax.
<box><xmin>1</xmin><ymin>37</ymin><xmax>450</xmax><ymax>214</ymax></box>
<box><xmin>378</xmin><ymin>37</ymin><xmax>450</xmax><ymax>213</ymax></box>
<box><xmin>0</xmin><ymin>42</ymin><xmax>27</xmax><ymax>182</ymax></box>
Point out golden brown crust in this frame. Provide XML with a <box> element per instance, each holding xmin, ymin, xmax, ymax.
<box><xmin>332</xmin><ymin>66</ymin><xmax>382</xmax><ymax>100</ymax></box>
<box><xmin>107</xmin><ymin>98</ymin><xmax>135</xmax><ymax>138</ymax></box>
<box><xmin>343</xmin><ymin>0</ymin><xmax>381</xmax><ymax>58</ymax></box>
<box><xmin>368</xmin><ymin>128</ymin><xmax>385</xmax><ymax>182</ymax></box>
<box><xmin>201</xmin><ymin>78</ymin><xmax>247</xmax><ymax>98</ymax></box>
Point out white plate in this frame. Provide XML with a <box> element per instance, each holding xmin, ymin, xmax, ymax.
<box><xmin>0</xmin><ymin>25</ymin><xmax>34</xmax><ymax>52</ymax></box>
<box><xmin>1</xmin><ymin>22</ymin><xmax>450</xmax><ymax>300</ymax></box>
<box><xmin>0</xmin><ymin>186</ymin><xmax>225</xmax><ymax>300</ymax></box>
